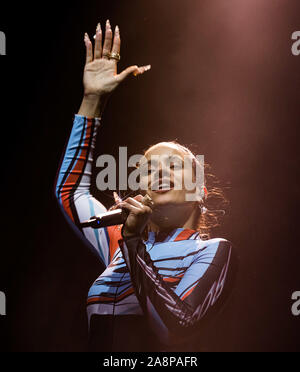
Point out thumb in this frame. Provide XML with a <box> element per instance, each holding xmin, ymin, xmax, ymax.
<box><xmin>117</xmin><ymin>65</ymin><xmax>139</xmax><ymax>82</ymax></box>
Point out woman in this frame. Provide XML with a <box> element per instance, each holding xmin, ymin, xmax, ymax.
<box><xmin>55</xmin><ymin>20</ymin><xmax>232</xmax><ymax>352</ymax></box>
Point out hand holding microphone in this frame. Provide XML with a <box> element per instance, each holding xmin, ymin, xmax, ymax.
<box><xmin>80</xmin><ymin>194</ymin><xmax>154</xmax><ymax>238</ymax></box>
<box><xmin>116</xmin><ymin>194</ymin><xmax>154</xmax><ymax>239</ymax></box>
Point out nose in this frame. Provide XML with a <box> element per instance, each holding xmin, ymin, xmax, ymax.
<box><xmin>157</xmin><ymin>165</ymin><xmax>163</xmax><ymax>178</ymax></box>
<box><xmin>151</xmin><ymin>163</ymin><xmax>171</xmax><ymax>180</ymax></box>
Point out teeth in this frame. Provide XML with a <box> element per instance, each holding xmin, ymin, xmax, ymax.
<box><xmin>158</xmin><ymin>183</ymin><xmax>171</xmax><ymax>190</ymax></box>
<box><xmin>151</xmin><ymin>181</ymin><xmax>173</xmax><ymax>190</ymax></box>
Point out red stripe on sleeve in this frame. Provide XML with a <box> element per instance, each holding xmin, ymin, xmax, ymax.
<box><xmin>60</xmin><ymin>119</ymin><xmax>93</xmax><ymax>221</ymax></box>
<box><xmin>181</xmin><ymin>283</ymin><xmax>198</xmax><ymax>301</ymax></box>
<box><xmin>107</xmin><ymin>225</ymin><xmax>123</xmax><ymax>262</ymax></box>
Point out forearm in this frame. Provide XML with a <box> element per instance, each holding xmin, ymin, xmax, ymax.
<box><xmin>55</xmin><ymin>114</ymin><xmax>115</xmax><ymax>264</ymax></box>
<box><xmin>78</xmin><ymin>94</ymin><xmax>109</xmax><ymax>118</ymax></box>
<box><xmin>55</xmin><ymin>114</ymin><xmax>102</xmax><ymax>221</ymax></box>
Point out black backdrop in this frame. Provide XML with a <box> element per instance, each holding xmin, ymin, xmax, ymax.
<box><xmin>0</xmin><ymin>0</ymin><xmax>299</xmax><ymax>352</ymax></box>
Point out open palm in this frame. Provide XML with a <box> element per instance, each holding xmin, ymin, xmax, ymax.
<box><xmin>83</xmin><ymin>20</ymin><xmax>150</xmax><ymax>97</ymax></box>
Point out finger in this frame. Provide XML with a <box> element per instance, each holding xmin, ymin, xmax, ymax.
<box><xmin>133</xmin><ymin>195</ymin><xmax>144</xmax><ymax>202</ymax></box>
<box><xmin>133</xmin><ymin>194</ymin><xmax>154</xmax><ymax>210</ymax></box>
<box><xmin>102</xmin><ymin>19</ymin><xmax>113</xmax><ymax>59</ymax></box>
<box><xmin>118</xmin><ymin>201</ymin><xmax>141</xmax><ymax>214</ymax></box>
<box><xmin>94</xmin><ymin>23</ymin><xmax>102</xmax><ymax>59</ymax></box>
<box><xmin>124</xmin><ymin>198</ymin><xmax>153</xmax><ymax>215</ymax></box>
<box><xmin>133</xmin><ymin>64</ymin><xmax>151</xmax><ymax>76</ymax></box>
<box><xmin>116</xmin><ymin>65</ymin><xmax>139</xmax><ymax>82</ymax></box>
<box><xmin>113</xmin><ymin>191</ymin><xmax>122</xmax><ymax>203</ymax></box>
<box><xmin>124</xmin><ymin>197</ymin><xmax>144</xmax><ymax>209</ymax></box>
<box><xmin>111</xmin><ymin>25</ymin><xmax>121</xmax><ymax>56</ymax></box>
<box><xmin>84</xmin><ymin>33</ymin><xmax>93</xmax><ymax>64</ymax></box>
<box><xmin>108</xmin><ymin>204</ymin><xmax>120</xmax><ymax>211</ymax></box>
<box><xmin>120</xmin><ymin>202</ymin><xmax>152</xmax><ymax>217</ymax></box>
<box><xmin>141</xmin><ymin>194</ymin><xmax>154</xmax><ymax>208</ymax></box>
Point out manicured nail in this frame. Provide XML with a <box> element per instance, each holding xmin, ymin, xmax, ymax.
<box><xmin>144</xmin><ymin>64</ymin><xmax>151</xmax><ymax>71</ymax></box>
<box><xmin>96</xmin><ymin>23</ymin><xmax>101</xmax><ymax>33</ymax></box>
<box><xmin>113</xmin><ymin>192</ymin><xmax>122</xmax><ymax>203</ymax></box>
<box><xmin>106</xmin><ymin>19</ymin><xmax>111</xmax><ymax>28</ymax></box>
<box><xmin>115</xmin><ymin>25</ymin><xmax>119</xmax><ymax>34</ymax></box>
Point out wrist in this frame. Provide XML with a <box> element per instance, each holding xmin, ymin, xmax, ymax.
<box><xmin>121</xmin><ymin>225</ymin><xmax>142</xmax><ymax>241</ymax></box>
<box><xmin>78</xmin><ymin>94</ymin><xmax>109</xmax><ymax>118</ymax></box>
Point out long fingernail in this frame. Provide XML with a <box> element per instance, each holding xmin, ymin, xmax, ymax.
<box><xmin>144</xmin><ymin>64</ymin><xmax>151</xmax><ymax>71</ymax></box>
<box><xmin>113</xmin><ymin>192</ymin><xmax>122</xmax><ymax>202</ymax></box>
<box><xmin>115</xmin><ymin>25</ymin><xmax>119</xmax><ymax>34</ymax></box>
<box><xmin>106</xmin><ymin>19</ymin><xmax>111</xmax><ymax>29</ymax></box>
<box><xmin>96</xmin><ymin>22</ymin><xmax>101</xmax><ymax>33</ymax></box>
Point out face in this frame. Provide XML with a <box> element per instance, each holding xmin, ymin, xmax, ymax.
<box><xmin>139</xmin><ymin>143</ymin><xmax>198</xmax><ymax>207</ymax></box>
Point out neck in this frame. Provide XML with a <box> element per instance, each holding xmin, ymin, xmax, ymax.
<box><xmin>149</xmin><ymin>202</ymin><xmax>200</xmax><ymax>234</ymax></box>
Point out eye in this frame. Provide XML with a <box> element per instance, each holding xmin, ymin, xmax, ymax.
<box><xmin>145</xmin><ymin>165</ymin><xmax>157</xmax><ymax>175</ymax></box>
<box><xmin>170</xmin><ymin>161</ymin><xmax>182</xmax><ymax>170</ymax></box>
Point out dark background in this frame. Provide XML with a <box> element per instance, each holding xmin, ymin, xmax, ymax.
<box><xmin>0</xmin><ymin>0</ymin><xmax>299</xmax><ymax>351</ymax></box>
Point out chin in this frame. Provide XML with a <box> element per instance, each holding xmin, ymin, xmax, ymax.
<box><xmin>149</xmin><ymin>190</ymin><xmax>184</xmax><ymax>206</ymax></box>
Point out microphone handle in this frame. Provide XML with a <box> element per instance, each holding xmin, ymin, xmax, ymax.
<box><xmin>80</xmin><ymin>208</ymin><xmax>128</xmax><ymax>229</ymax></box>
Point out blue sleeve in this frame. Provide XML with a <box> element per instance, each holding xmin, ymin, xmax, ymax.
<box><xmin>55</xmin><ymin>115</ymin><xmax>112</xmax><ymax>266</ymax></box>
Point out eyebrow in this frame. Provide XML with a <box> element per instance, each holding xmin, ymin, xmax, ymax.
<box><xmin>145</xmin><ymin>155</ymin><xmax>183</xmax><ymax>165</ymax></box>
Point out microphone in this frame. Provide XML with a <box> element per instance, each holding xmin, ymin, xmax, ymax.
<box><xmin>80</xmin><ymin>208</ymin><xmax>128</xmax><ymax>229</ymax></box>
<box><xmin>80</xmin><ymin>194</ymin><xmax>154</xmax><ymax>229</ymax></box>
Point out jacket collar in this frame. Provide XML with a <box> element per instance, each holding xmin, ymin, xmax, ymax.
<box><xmin>147</xmin><ymin>228</ymin><xmax>198</xmax><ymax>244</ymax></box>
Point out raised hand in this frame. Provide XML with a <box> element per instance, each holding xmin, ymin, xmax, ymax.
<box><xmin>83</xmin><ymin>20</ymin><xmax>151</xmax><ymax>97</ymax></box>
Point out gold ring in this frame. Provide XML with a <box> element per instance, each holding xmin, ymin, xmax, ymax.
<box><xmin>110</xmin><ymin>52</ymin><xmax>121</xmax><ymax>62</ymax></box>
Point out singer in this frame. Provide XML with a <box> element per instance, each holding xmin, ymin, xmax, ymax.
<box><xmin>55</xmin><ymin>20</ymin><xmax>233</xmax><ymax>352</ymax></box>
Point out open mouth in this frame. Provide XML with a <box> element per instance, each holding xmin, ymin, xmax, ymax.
<box><xmin>151</xmin><ymin>179</ymin><xmax>174</xmax><ymax>193</ymax></box>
